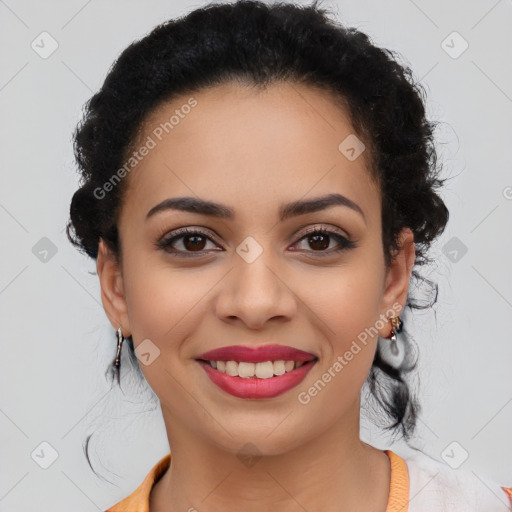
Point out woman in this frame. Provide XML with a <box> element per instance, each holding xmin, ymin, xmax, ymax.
<box><xmin>66</xmin><ymin>1</ymin><xmax>512</xmax><ymax>510</ymax></box>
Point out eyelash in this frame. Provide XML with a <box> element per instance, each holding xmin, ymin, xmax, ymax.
<box><xmin>155</xmin><ymin>225</ymin><xmax>357</xmax><ymax>258</ymax></box>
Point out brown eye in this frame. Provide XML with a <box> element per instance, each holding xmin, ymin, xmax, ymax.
<box><xmin>156</xmin><ymin>228</ymin><xmax>221</xmax><ymax>256</ymax></box>
<box><xmin>181</xmin><ymin>233</ymin><xmax>207</xmax><ymax>251</ymax></box>
<box><xmin>292</xmin><ymin>227</ymin><xmax>356</xmax><ymax>255</ymax></box>
<box><xmin>307</xmin><ymin>233</ymin><xmax>330</xmax><ymax>251</ymax></box>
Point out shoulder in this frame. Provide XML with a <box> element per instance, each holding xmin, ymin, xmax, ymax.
<box><xmin>398</xmin><ymin>447</ymin><xmax>512</xmax><ymax>512</ymax></box>
<box><xmin>104</xmin><ymin>453</ymin><xmax>171</xmax><ymax>512</ymax></box>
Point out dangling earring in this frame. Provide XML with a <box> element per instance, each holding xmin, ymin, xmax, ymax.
<box><xmin>388</xmin><ymin>315</ymin><xmax>403</xmax><ymax>356</ymax></box>
<box><xmin>113</xmin><ymin>327</ymin><xmax>124</xmax><ymax>384</ymax></box>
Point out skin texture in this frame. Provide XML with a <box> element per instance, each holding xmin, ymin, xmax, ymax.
<box><xmin>96</xmin><ymin>81</ymin><xmax>415</xmax><ymax>512</ymax></box>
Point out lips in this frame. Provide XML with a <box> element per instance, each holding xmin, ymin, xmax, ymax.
<box><xmin>195</xmin><ymin>344</ymin><xmax>318</xmax><ymax>363</ymax></box>
<box><xmin>197</xmin><ymin>358</ymin><xmax>317</xmax><ymax>399</ymax></box>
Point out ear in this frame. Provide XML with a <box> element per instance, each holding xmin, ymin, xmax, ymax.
<box><xmin>96</xmin><ymin>238</ymin><xmax>131</xmax><ymax>337</ymax></box>
<box><xmin>378</xmin><ymin>227</ymin><xmax>415</xmax><ymax>338</ymax></box>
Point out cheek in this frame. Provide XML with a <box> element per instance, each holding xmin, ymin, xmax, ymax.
<box><xmin>121</xmin><ymin>258</ymin><xmax>213</xmax><ymax>402</ymax></box>
<box><xmin>302</xmin><ymin>255</ymin><xmax>385</xmax><ymax>344</ymax></box>
<box><xmin>297</xmin><ymin>251</ymin><xmax>385</xmax><ymax>390</ymax></box>
<box><xmin>122</xmin><ymin>253</ymin><xmax>217</xmax><ymax>347</ymax></box>
<box><xmin>295</xmin><ymin>273</ymin><xmax>382</xmax><ymax>427</ymax></box>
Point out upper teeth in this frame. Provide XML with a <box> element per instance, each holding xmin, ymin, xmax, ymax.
<box><xmin>208</xmin><ymin>360</ymin><xmax>305</xmax><ymax>378</ymax></box>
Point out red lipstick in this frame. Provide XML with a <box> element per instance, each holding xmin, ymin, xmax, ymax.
<box><xmin>196</xmin><ymin>344</ymin><xmax>317</xmax><ymax>363</ymax></box>
<box><xmin>195</xmin><ymin>344</ymin><xmax>318</xmax><ymax>399</ymax></box>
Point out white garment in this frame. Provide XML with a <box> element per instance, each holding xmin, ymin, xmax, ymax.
<box><xmin>401</xmin><ymin>448</ymin><xmax>511</xmax><ymax>511</ymax></box>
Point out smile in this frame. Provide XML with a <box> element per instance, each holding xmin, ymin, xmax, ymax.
<box><xmin>196</xmin><ymin>358</ymin><xmax>318</xmax><ymax>399</ymax></box>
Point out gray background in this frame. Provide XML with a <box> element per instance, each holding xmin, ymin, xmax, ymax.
<box><xmin>1</xmin><ymin>0</ymin><xmax>511</xmax><ymax>510</ymax></box>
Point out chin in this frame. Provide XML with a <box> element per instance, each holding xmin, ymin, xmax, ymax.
<box><xmin>209</xmin><ymin>425</ymin><xmax>308</xmax><ymax>458</ymax></box>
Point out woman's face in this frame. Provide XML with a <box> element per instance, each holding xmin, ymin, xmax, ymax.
<box><xmin>97</xmin><ymin>81</ymin><xmax>414</xmax><ymax>455</ymax></box>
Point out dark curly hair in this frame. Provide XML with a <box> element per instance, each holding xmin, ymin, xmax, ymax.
<box><xmin>66</xmin><ymin>0</ymin><xmax>449</xmax><ymax>479</ymax></box>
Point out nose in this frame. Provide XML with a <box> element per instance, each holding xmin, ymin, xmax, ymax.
<box><xmin>215</xmin><ymin>252</ymin><xmax>297</xmax><ymax>330</ymax></box>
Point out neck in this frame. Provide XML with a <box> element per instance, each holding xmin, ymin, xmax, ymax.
<box><xmin>150</xmin><ymin>401</ymin><xmax>390</xmax><ymax>512</ymax></box>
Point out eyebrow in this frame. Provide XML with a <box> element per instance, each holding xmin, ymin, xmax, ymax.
<box><xmin>145</xmin><ymin>193</ymin><xmax>366</xmax><ymax>224</ymax></box>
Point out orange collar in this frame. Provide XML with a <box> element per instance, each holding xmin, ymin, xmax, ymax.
<box><xmin>384</xmin><ymin>449</ymin><xmax>410</xmax><ymax>511</ymax></box>
<box><xmin>106</xmin><ymin>449</ymin><xmax>409</xmax><ymax>512</ymax></box>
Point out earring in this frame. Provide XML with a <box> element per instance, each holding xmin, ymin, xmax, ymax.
<box><xmin>388</xmin><ymin>315</ymin><xmax>403</xmax><ymax>356</ymax></box>
<box><xmin>113</xmin><ymin>327</ymin><xmax>124</xmax><ymax>384</ymax></box>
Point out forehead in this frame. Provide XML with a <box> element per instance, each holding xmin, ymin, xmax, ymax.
<box><xmin>121</xmin><ymin>81</ymin><xmax>380</xmax><ymax>225</ymax></box>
